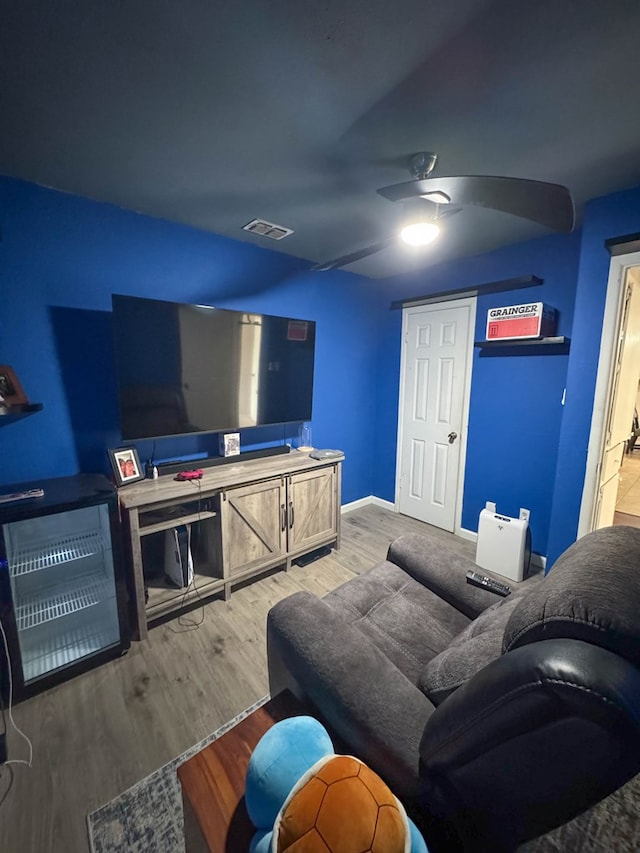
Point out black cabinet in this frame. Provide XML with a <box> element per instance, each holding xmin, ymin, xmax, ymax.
<box><xmin>0</xmin><ymin>474</ymin><xmax>130</xmax><ymax>701</ymax></box>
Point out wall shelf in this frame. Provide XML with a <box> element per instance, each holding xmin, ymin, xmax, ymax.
<box><xmin>392</xmin><ymin>274</ymin><xmax>543</xmax><ymax>310</ymax></box>
<box><xmin>0</xmin><ymin>403</ymin><xmax>43</xmax><ymax>426</ymax></box>
<box><xmin>474</xmin><ymin>336</ymin><xmax>570</xmax><ymax>349</ymax></box>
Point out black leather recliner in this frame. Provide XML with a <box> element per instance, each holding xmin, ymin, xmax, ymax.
<box><xmin>267</xmin><ymin>525</ymin><xmax>640</xmax><ymax>851</ymax></box>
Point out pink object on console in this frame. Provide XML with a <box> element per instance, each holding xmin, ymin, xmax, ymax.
<box><xmin>175</xmin><ymin>469</ymin><xmax>204</xmax><ymax>481</ymax></box>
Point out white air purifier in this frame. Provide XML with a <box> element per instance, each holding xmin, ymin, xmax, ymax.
<box><xmin>475</xmin><ymin>503</ymin><xmax>530</xmax><ymax>582</ymax></box>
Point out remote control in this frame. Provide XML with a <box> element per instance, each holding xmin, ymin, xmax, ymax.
<box><xmin>465</xmin><ymin>569</ymin><xmax>511</xmax><ymax>597</ymax></box>
<box><xmin>0</xmin><ymin>488</ymin><xmax>45</xmax><ymax>504</ymax></box>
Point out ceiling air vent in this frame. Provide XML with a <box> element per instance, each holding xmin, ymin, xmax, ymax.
<box><xmin>242</xmin><ymin>218</ymin><xmax>294</xmax><ymax>240</ymax></box>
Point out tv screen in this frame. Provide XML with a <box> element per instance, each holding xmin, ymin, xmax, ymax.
<box><xmin>112</xmin><ymin>294</ymin><xmax>315</xmax><ymax>441</ymax></box>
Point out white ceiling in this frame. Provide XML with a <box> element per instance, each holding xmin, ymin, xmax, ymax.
<box><xmin>2</xmin><ymin>0</ymin><xmax>640</xmax><ymax>278</ymax></box>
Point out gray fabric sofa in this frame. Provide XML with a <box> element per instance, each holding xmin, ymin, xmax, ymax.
<box><xmin>267</xmin><ymin>526</ymin><xmax>640</xmax><ymax>852</ymax></box>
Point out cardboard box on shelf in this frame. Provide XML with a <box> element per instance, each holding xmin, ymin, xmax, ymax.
<box><xmin>486</xmin><ymin>302</ymin><xmax>557</xmax><ymax>341</ymax></box>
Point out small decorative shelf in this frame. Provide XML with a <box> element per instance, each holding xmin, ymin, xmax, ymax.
<box><xmin>474</xmin><ymin>336</ymin><xmax>570</xmax><ymax>349</ymax></box>
<box><xmin>0</xmin><ymin>403</ymin><xmax>43</xmax><ymax>426</ymax></box>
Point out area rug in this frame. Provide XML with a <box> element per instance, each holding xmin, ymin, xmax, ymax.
<box><xmin>87</xmin><ymin>694</ymin><xmax>269</xmax><ymax>853</ymax></box>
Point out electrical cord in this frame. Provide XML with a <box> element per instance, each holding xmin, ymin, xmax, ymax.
<box><xmin>0</xmin><ymin>617</ymin><xmax>32</xmax><ymax>768</ymax></box>
<box><xmin>0</xmin><ymin>765</ymin><xmax>14</xmax><ymax>810</ymax></box>
<box><xmin>0</xmin><ymin>663</ymin><xmax>6</xmax><ymax>737</ymax></box>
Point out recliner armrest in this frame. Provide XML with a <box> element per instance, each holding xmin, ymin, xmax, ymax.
<box><xmin>387</xmin><ymin>533</ymin><xmax>505</xmax><ymax>618</ymax></box>
<box><xmin>419</xmin><ymin>638</ymin><xmax>640</xmax><ymax>850</ymax></box>
<box><xmin>267</xmin><ymin>590</ymin><xmax>435</xmax><ymax>801</ymax></box>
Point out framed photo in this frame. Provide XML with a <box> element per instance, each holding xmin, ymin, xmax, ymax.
<box><xmin>0</xmin><ymin>365</ymin><xmax>28</xmax><ymax>406</ymax></box>
<box><xmin>219</xmin><ymin>432</ymin><xmax>240</xmax><ymax>457</ymax></box>
<box><xmin>109</xmin><ymin>447</ymin><xmax>144</xmax><ymax>486</ymax></box>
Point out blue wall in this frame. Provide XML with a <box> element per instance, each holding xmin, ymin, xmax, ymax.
<box><xmin>374</xmin><ymin>231</ymin><xmax>582</xmax><ymax>556</ymax></box>
<box><xmin>0</xmin><ymin>177</ymin><xmax>382</xmax><ymax>503</ymax></box>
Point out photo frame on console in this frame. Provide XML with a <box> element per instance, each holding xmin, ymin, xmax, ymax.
<box><xmin>109</xmin><ymin>446</ymin><xmax>144</xmax><ymax>487</ymax></box>
<box><xmin>0</xmin><ymin>365</ymin><xmax>28</xmax><ymax>406</ymax></box>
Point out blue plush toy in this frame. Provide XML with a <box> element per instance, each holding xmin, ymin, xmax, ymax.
<box><xmin>245</xmin><ymin>716</ymin><xmax>429</xmax><ymax>852</ymax></box>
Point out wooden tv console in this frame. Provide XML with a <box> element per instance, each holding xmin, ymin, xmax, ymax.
<box><xmin>117</xmin><ymin>450</ymin><xmax>343</xmax><ymax>639</ymax></box>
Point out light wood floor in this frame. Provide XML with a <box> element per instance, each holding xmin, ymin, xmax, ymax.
<box><xmin>614</xmin><ymin>451</ymin><xmax>640</xmax><ymax>527</ymax></box>
<box><xmin>0</xmin><ymin>505</ymin><xmax>475</xmax><ymax>853</ymax></box>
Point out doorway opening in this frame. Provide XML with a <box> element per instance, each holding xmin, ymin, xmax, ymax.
<box><xmin>615</xmin><ymin>438</ymin><xmax>640</xmax><ymax>528</ymax></box>
<box><xmin>580</xmin><ymin>256</ymin><xmax>640</xmax><ymax>535</ymax></box>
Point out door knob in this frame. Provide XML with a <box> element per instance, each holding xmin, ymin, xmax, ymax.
<box><xmin>448</xmin><ymin>431</ymin><xmax>458</xmax><ymax>444</ymax></box>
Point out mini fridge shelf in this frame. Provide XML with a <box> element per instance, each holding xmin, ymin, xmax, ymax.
<box><xmin>14</xmin><ymin>572</ymin><xmax>114</xmax><ymax>631</ymax></box>
<box><xmin>21</xmin><ymin>612</ymin><xmax>119</xmax><ymax>682</ymax></box>
<box><xmin>9</xmin><ymin>531</ymin><xmax>108</xmax><ymax>577</ymax></box>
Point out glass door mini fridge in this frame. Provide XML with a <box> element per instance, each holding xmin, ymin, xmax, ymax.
<box><xmin>0</xmin><ymin>473</ymin><xmax>130</xmax><ymax>701</ymax></box>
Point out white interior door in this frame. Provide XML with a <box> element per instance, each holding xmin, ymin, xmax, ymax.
<box><xmin>397</xmin><ymin>300</ymin><xmax>474</xmax><ymax>531</ymax></box>
<box><xmin>593</xmin><ymin>270</ymin><xmax>640</xmax><ymax>528</ymax></box>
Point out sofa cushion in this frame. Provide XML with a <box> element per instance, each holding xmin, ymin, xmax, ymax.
<box><xmin>323</xmin><ymin>560</ymin><xmax>471</xmax><ymax>685</ymax></box>
<box><xmin>418</xmin><ymin>589</ymin><xmax>525</xmax><ymax>705</ymax></box>
<box><xmin>504</xmin><ymin>526</ymin><xmax>640</xmax><ymax>664</ymax></box>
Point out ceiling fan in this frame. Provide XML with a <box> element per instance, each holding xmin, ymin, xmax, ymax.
<box><xmin>313</xmin><ymin>152</ymin><xmax>575</xmax><ymax>271</ymax></box>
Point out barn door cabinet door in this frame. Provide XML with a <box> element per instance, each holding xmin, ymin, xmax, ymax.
<box><xmin>286</xmin><ymin>467</ymin><xmax>337</xmax><ymax>556</ymax></box>
<box><xmin>219</xmin><ymin>464</ymin><xmax>339</xmax><ymax>585</ymax></box>
<box><xmin>220</xmin><ymin>478</ymin><xmax>286</xmax><ymax>581</ymax></box>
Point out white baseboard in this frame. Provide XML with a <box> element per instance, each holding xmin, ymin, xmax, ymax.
<box><xmin>371</xmin><ymin>496</ymin><xmax>396</xmax><ymax>511</ymax></box>
<box><xmin>531</xmin><ymin>552</ymin><xmax>547</xmax><ymax>571</ymax></box>
<box><xmin>341</xmin><ymin>496</ymin><xmax>372</xmax><ymax>513</ymax></box>
<box><xmin>457</xmin><ymin>527</ymin><xmax>478</xmax><ymax>543</ymax></box>
<box><xmin>341</xmin><ymin>495</ymin><xmax>396</xmax><ymax>514</ymax></box>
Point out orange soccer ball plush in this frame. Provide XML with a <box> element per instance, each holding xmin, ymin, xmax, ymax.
<box><xmin>245</xmin><ymin>716</ymin><xmax>428</xmax><ymax>853</ymax></box>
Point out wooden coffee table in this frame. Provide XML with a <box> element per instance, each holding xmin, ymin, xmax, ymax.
<box><xmin>178</xmin><ymin>690</ymin><xmax>309</xmax><ymax>852</ymax></box>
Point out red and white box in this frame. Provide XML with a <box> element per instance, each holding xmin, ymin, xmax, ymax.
<box><xmin>486</xmin><ymin>302</ymin><xmax>557</xmax><ymax>341</ymax></box>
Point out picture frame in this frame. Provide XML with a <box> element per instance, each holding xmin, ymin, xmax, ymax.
<box><xmin>0</xmin><ymin>365</ymin><xmax>28</xmax><ymax>407</ymax></box>
<box><xmin>108</xmin><ymin>446</ymin><xmax>144</xmax><ymax>486</ymax></box>
<box><xmin>219</xmin><ymin>432</ymin><xmax>240</xmax><ymax>457</ymax></box>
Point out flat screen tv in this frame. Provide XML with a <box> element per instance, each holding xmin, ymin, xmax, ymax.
<box><xmin>112</xmin><ymin>294</ymin><xmax>315</xmax><ymax>441</ymax></box>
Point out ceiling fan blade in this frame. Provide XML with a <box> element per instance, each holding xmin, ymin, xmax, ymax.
<box><xmin>312</xmin><ymin>238</ymin><xmax>395</xmax><ymax>271</ymax></box>
<box><xmin>377</xmin><ymin>175</ymin><xmax>575</xmax><ymax>232</ymax></box>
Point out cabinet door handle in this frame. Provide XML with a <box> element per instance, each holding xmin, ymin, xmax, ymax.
<box><xmin>289</xmin><ymin>501</ymin><xmax>295</xmax><ymax>528</ymax></box>
<box><xmin>281</xmin><ymin>504</ymin><xmax>287</xmax><ymax>531</ymax></box>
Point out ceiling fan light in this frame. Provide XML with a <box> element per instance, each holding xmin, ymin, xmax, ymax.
<box><xmin>400</xmin><ymin>221</ymin><xmax>440</xmax><ymax>246</ymax></box>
